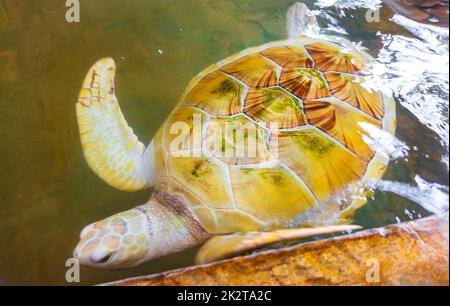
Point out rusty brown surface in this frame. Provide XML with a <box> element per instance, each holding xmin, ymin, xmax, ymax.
<box><xmin>384</xmin><ymin>0</ymin><xmax>449</xmax><ymax>26</ymax></box>
<box><xmin>108</xmin><ymin>214</ymin><xmax>449</xmax><ymax>286</ymax></box>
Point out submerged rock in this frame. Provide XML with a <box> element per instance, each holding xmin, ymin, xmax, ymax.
<box><xmin>385</xmin><ymin>0</ymin><xmax>449</xmax><ymax>26</ymax></box>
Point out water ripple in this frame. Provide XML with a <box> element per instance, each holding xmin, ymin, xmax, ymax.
<box><xmin>371</xmin><ymin>16</ymin><xmax>449</xmax><ymax>168</ymax></box>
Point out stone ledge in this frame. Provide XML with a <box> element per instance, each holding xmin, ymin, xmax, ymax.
<box><xmin>106</xmin><ymin>214</ymin><xmax>449</xmax><ymax>286</ymax></box>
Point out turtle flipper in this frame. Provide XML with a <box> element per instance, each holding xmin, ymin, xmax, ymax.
<box><xmin>287</xmin><ymin>2</ymin><xmax>320</xmax><ymax>39</ymax></box>
<box><xmin>195</xmin><ymin>225</ymin><xmax>361</xmax><ymax>264</ymax></box>
<box><xmin>76</xmin><ymin>58</ymin><xmax>154</xmax><ymax>192</ymax></box>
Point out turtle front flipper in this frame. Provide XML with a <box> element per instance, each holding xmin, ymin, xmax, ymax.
<box><xmin>195</xmin><ymin>225</ymin><xmax>362</xmax><ymax>264</ymax></box>
<box><xmin>76</xmin><ymin>58</ymin><xmax>154</xmax><ymax>192</ymax></box>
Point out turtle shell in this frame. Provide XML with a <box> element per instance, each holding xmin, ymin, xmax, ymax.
<box><xmin>150</xmin><ymin>36</ymin><xmax>396</xmax><ymax>234</ymax></box>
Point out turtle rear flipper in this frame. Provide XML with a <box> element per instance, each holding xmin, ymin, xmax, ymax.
<box><xmin>287</xmin><ymin>2</ymin><xmax>320</xmax><ymax>39</ymax></box>
<box><xmin>195</xmin><ymin>225</ymin><xmax>362</xmax><ymax>264</ymax></box>
<box><xmin>76</xmin><ymin>58</ymin><xmax>155</xmax><ymax>192</ymax></box>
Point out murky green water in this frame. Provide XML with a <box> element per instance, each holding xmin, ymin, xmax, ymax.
<box><xmin>0</xmin><ymin>0</ymin><xmax>448</xmax><ymax>285</ymax></box>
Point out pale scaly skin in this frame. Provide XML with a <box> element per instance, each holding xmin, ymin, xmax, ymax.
<box><xmin>73</xmin><ymin>3</ymin><xmax>396</xmax><ymax>267</ymax></box>
<box><xmin>74</xmin><ymin>193</ymin><xmax>210</xmax><ymax>267</ymax></box>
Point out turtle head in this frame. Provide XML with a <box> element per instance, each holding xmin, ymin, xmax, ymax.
<box><xmin>73</xmin><ymin>209</ymin><xmax>151</xmax><ymax>268</ymax></box>
<box><xmin>73</xmin><ymin>198</ymin><xmax>209</xmax><ymax>269</ymax></box>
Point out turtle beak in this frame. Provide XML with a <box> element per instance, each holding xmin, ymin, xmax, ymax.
<box><xmin>73</xmin><ymin>242</ymin><xmax>90</xmax><ymax>265</ymax></box>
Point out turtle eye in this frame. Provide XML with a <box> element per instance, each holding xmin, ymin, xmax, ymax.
<box><xmin>97</xmin><ymin>254</ymin><xmax>112</xmax><ymax>264</ymax></box>
<box><xmin>91</xmin><ymin>251</ymin><xmax>115</xmax><ymax>264</ymax></box>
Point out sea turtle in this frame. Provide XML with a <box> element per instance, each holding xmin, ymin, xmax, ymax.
<box><xmin>73</xmin><ymin>2</ymin><xmax>396</xmax><ymax>268</ymax></box>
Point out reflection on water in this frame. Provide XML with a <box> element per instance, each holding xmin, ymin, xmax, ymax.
<box><xmin>376</xmin><ymin>176</ymin><xmax>449</xmax><ymax>215</ymax></box>
<box><xmin>0</xmin><ymin>0</ymin><xmax>448</xmax><ymax>285</ymax></box>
